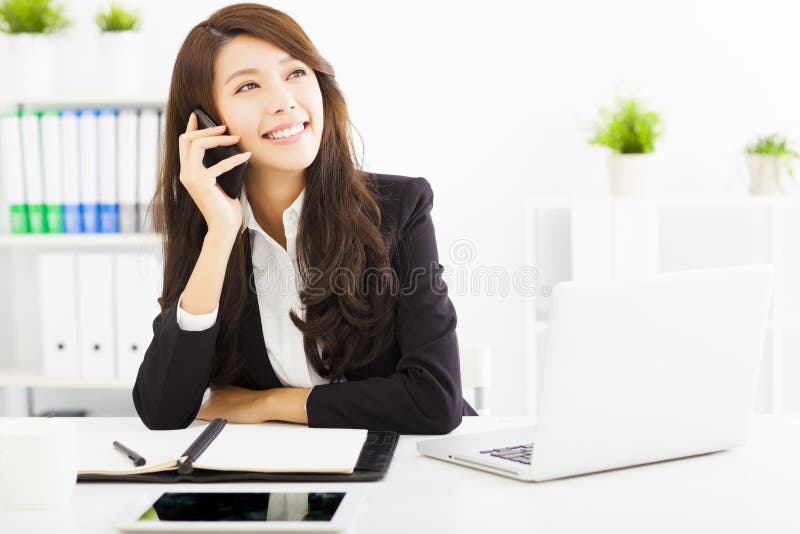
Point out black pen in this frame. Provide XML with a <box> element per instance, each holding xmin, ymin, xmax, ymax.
<box><xmin>113</xmin><ymin>440</ymin><xmax>147</xmax><ymax>467</ymax></box>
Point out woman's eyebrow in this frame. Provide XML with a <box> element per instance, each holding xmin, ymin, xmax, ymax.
<box><xmin>224</xmin><ymin>55</ymin><xmax>300</xmax><ymax>86</ymax></box>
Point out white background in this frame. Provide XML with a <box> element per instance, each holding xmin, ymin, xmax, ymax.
<box><xmin>1</xmin><ymin>0</ymin><xmax>799</xmax><ymax>415</ymax></box>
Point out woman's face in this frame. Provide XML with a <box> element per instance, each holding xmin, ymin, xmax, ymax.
<box><xmin>212</xmin><ymin>34</ymin><xmax>323</xmax><ymax>178</ymax></box>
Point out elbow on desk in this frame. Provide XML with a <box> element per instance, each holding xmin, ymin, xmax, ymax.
<box><xmin>428</xmin><ymin>412</ymin><xmax>462</xmax><ymax>435</ymax></box>
<box><xmin>131</xmin><ymin>386</ymin><xmax>196</xmax><ymax>431</ymax></box>
<box><xmin>410</xmin><ymin>395</ymin><xmax>464</xmax><ymax>435</ymax></box>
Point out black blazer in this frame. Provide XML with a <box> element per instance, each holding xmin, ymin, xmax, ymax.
<box><xmin>132</xmin><ymin>173</ymin><xmax>478</xmax><ymax>434</ymax></box>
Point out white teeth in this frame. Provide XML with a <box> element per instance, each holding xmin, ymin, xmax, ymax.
<box><xmin>266</xmin><ymin>122</ymin><xmax>305</xmax><ymax>139</ymax></box>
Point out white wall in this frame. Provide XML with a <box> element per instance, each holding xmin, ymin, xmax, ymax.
<box><xmin>2</xmin><ymin>0</ymin><xmax>798</xmax><ymax>415</ymax></box>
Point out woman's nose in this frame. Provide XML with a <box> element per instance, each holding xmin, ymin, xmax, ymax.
<box><xmin>264</xmin><ymin>86</ymin><xmax>299</xmax><ymax>116</ymax></box>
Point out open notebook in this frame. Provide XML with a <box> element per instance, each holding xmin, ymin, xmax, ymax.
<box><xmin>78</xmin><ymin>419</ymin><xmax>368</xmax><ymax>476</ymax></box>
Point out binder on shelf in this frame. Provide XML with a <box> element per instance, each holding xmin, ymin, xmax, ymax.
<box><xmin>20</xmin><ymin>110</ymin><xmax>47</xmax><ymax>233</ymax></box>
<box><xmin>98</xmin><ymin>108</ymin><xmax>119</xmax><ymax>233</ymax></box>
<box><xmin>570</xmin><ymin>198</ymin><xmax>613</xmax><ymax>281</ymax></box>
<box><xmin>37</xmin><ymin>253</ymin><xmax>81</xmax><ymax>377</ymax></box>
<box><xmin>137</xmin><ymin>109</ymin><xmax>159</xmax><ymax>233</ymax></box>
<box><xmin>76</xmin><ymin>253</ymin><xmax>116</xmax><ymax>379</ymax></box>
<box><xmin>0</xmin><ymin>110</ymin><xmax>29</xmax><ymax>233</ymax></box>
<box><xmin>117</xmin><ymin>109</ymin><xmax>138</xmax><ymax>233</ymax></box>
<box><xmin>114</xmin><ymin>252</ymin><xmax>162</xmax><ymax>380</ymax></box>
<box><xmin>612</xmin><ymin>200</ymin><xmax>659</xmax><ymax>278</ymax></box>
<box><xmin>79</xmin><ymin>109</ymin><xmax>100</xmax><ymax>233</ymax></box>
<box><xmin>60</xmin><ymin>109</ymin><xmax>83</xmax><ymax>233</ymax></box>
<box><xmin>40</xmin><ymin>109</ymin><xmax>64</xmax><ymax>233</ymax></box>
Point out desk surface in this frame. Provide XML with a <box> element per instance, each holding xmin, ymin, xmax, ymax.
<box><xmin>3</xmin><ymin>415</ymin><xmax>800</xmax><ymax>533</ymax></box>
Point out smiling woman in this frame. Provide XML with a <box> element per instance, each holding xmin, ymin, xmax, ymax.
<box><xmin>211</xmin><ymin>34</ymin><xmax>323</xmax><ymax>177</ymax></box>
<box><xmin>133</xmin><ymin>2</ymin><xmax>477</xmax><ymax>434</ymax></box>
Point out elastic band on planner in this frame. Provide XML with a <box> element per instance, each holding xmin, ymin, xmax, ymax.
<box><xmin>177</xmin><ymin>418</ymin><xmax>227</xmax><ymax>475</ymax></box>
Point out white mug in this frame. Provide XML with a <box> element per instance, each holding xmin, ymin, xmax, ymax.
<box><xmin>0</xmin><ymin>418</ymin><xmax>77</xmax><ymax>509</ymax></box>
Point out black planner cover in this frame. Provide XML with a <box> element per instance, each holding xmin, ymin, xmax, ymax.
<box><xmin>78</xmin><ymin>430</ymin><xmax>399</xmax><ymax>483</ymax></box>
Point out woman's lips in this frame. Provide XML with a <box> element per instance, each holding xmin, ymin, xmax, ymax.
<box><xmin>262</xmin><ymin>122</ymin><xmax>310</xmax><ymax>145</ymax></box>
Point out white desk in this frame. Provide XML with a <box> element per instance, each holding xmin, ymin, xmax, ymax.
<box><xmin>3</xmin><ymin>415</ymin><xmax>800</xmax><ymax>533</ymax></box>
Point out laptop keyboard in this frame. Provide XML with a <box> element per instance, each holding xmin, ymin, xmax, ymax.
<box><xmin>479</xmin><ymin>443</ymin><xmax>533</xmax><ymax>465</ymax></box>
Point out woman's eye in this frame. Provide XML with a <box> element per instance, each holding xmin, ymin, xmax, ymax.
<box><xmin>237</xmin><ymin>82</ymin><xmax>258</xmax><ymax>93</ymax></box>
<box><xmin>235</xmin><ymin>69</ymin><xmax>307</xmax><ymax>94</ymax></box>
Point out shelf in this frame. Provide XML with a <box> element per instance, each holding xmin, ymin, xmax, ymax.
<box><xmin>0</xmin><ymin>91</ymin><xmax>167</xmax><ymax>110</ymax></box>
<box><xmin>769</xmin><ymin>320</ymin><xmax>800</xmax><ymax>331</ymax></box>
<box><xmin>526</xmin><ymin>195</ymin><xmax>800</xmax><ymax>209</ymax></box>
<box><xmin>532</xmin><ymin>319</ymin><xmax>800</xmax><ymax>331</ymax></box>
<box><xmin>0</xmin><ymin>233</ymin><xmax>161</xmax><ymax>248</ymax></box>
<box><xmin>0</xmin><ymin>363</ymin><xmax>134</xmax><ymax>389</ymax></box>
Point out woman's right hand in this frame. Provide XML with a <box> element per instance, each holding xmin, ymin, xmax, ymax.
<box><xmin>178</xmin><ymin>111</ymin><xmax>252</xmax><ymax>238</ymax></box>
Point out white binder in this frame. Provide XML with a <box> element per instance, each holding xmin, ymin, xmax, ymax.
<box><xmin>77</xmin><ymin>253</ymin><xmax>116</xmax><ymax>378</ymax></box>
<box><xmin>40</xmin><ymin>110</ymin><xmax>63</xmax><ymax>232</ymax></box>
<box><xmin>37</xmin><ymin>253</ymin><xmax>81</xmax><ymax>377</ymax></box>
<box><xmin>0</xmin><ymin>112</ymin><xmax>25</xmax><ymax>233</ymax></box>
<box><xmin>137</xmin><ymin>109</ymin><xmax>159</xmax><ymax>232</ymax></box>
<box><xmin>117</xmin><ymin>109</ymin><xmax>138</xmax><ymax>233</ymax></box>
<box><xmin>97</xmin><ymin>109</ymin><xmax>118</xmax><ymax>233</ymax></box>
<box><xmin>114</xmin><ymin>252</ymin><xmax>163</xmax><ymax>380</ymax></box>
<box><xmin>78</xmin><ymin>110</ymin><xmax>100</xmax><ymax>232</ymax></box>
<box><xmin>59</xmin><ymin>109</ymin><xmax>82</xmax><ymax>233</ymax></box>
<box><xmin>570</xmin><ymin>198</ymin><xmax>613</xmax><ymax>281</ymax></box>
<box><xmin>20</xmin><ymin>111</ymin><xmax>46</xmax><ymax>232</ymax></box>
<box><xmin>612</xmin><ymin>200</ymin><xmax>659</xmax><ymax>278</ymax></box>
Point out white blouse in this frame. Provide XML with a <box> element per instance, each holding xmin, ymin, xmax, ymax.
<box><xmin>175</xmin><ymin>185</ymin><xmax>342</xmax><ymax>413</ymax></box>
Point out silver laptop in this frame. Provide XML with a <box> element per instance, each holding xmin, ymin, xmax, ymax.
<box><xmin>418</xmin><ymin>265</ymin><xmax>774</xmax><ymax>482</ymax></box>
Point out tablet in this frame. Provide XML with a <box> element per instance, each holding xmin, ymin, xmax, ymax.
<box><xmin>115</xmin><ymin>490</ymin><xmax>366</xmax><ymax>532</ymax></box>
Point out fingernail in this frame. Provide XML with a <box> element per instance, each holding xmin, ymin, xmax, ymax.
<box><xmin>243</xmin><ymin>152</ymin><xmax>251</xmax><ymax>157</ymax></box>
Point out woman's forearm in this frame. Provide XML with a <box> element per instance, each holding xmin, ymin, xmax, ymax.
<box><xmin>180</xmin><ymin>230</ymin><xmax>237</xmax><ymax>314</ymax></box>
<box><xmin>195</xmin><ymin>386</ymin><xmax>311</xmax><ymax>425</ymax></box>
<box><xmin>266</xmin><ymin>388</ymin><xmax>311</xmax><ymax>425</ymax></box>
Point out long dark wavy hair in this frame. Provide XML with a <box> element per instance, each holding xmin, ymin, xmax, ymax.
<box><xmin>149</xmin><ymin>3</ymin><xmax>398</xmax><ymax>387</ymax></box>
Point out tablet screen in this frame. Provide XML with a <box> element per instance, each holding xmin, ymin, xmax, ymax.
<box><xmin>137</xmin><ymin>492</ymin><xmax>345</xmax><ymax>522</ymax></box>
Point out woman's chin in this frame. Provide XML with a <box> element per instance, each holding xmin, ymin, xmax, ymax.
<box><xmin>248</xmin><ymin>154</ymin><xmax>316</xmax><ymax>174</ymax></box>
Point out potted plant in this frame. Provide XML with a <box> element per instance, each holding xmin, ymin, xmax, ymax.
<box><xmin>0</xmin><ymin>0</ymin><xmax>71</xmax><ymax>97</ymax></box>
<box><xmin>96</xmin><ymin>1</ymin><xmax>143</xmax><ymax>94</ymax></box>
<box><xmin>589</xmin><ymin>96</ymin><xmax>664</xmax><ymax>196</ymax></box>
<box><xmin>745</xmin><ymin>134</ymin><xmax>799</xmax><ymax>196</ymax></box>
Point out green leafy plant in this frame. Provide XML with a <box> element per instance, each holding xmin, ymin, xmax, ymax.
<box><xmin>96</xmin><ymin>1</ymin><xmax>141</xmax><ymax>32</ymax></box>
<box><xmin>746</xmin><ymin>134</ymin><xmax>798</xmax><ymax>158</ymax></box>
<box><xmin>0</xmin><ymin>0</ymin><xmax>71</xmax><ymax>34</ymax></box>
<box><xmin>746</xmin><ymin>133</ymin><xmax>799</xmax><ymax>187</ymax></box>
<box><xmin>590</xmin><ymin>96</ymin><xmax>664</xmax><ymax>154</ymax></box>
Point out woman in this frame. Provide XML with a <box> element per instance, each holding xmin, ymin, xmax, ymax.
<box><xmin>133</xmin><ymin>2</ymin><xmax>477</xmax><ymax>434</ymax></box>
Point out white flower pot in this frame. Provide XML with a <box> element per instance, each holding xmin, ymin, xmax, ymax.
<box><xmin>606</xmin><ymin>153</ymin><xmax>657</xmax><ymax>197</ymax></box>
<box><xmin>745</xmin><ymin>154</ymin><xmax>798</xmax><ymax>196</ymax></box>
<box><xmin>98</xmin><ymin>31</ymin><xmax>144</xmax><ymax>95</ymax></box>
<box><xmin>9</xmin><ymin>33</ymin><xmax>54</xmax><ymax>97</ymax></box>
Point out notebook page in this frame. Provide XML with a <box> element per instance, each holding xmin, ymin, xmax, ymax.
<box><xmin>194</xmin><ymin>423</ymin><xmax>368</xmax><ymax>474</ymax></box>
<box><xmin>77</xmin><ymin>423</ymin><xmax>207</xmax><ymax>475</ymax></box>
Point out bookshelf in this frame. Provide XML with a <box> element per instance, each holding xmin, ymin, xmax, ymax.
<box><xmin>0</xmin><ymin>233</ymin><xmax>161</xmax><ymax>248</ymax></box>
<box><xmin>0</xmin><ymin>93</ymin><xmax>167</xmax><ymax>416</ymax></box>
<box><xmin>0</xmin><ymin>91</ymin><xmax>167</xmax><ymax>110</ymax></box>
<box><xmin>524</xmin><ymin>194</ymin><xmax>800</xmax><ymax>416</ymax></box>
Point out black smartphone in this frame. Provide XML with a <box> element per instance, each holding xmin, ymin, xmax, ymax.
<box><xmin>192</xmin><ymin>107</ymin><xmax>247</xmax><ymax>198</ymax></box>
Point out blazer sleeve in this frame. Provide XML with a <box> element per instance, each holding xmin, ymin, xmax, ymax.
<box><xmin>305</xmin><ymin>177</ymin><xmax>465</xmax><ymax>435</ymax></box>
<box><xmin>132</xmin><ymin>296</ymin><xmax>221</xmax><ymax>429</ymax></box>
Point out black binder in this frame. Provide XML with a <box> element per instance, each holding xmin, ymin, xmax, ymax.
<box><xmin>78</xmin><ymin>424</ymin><xmax>399</xmax><ymax>484</ymax></box>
